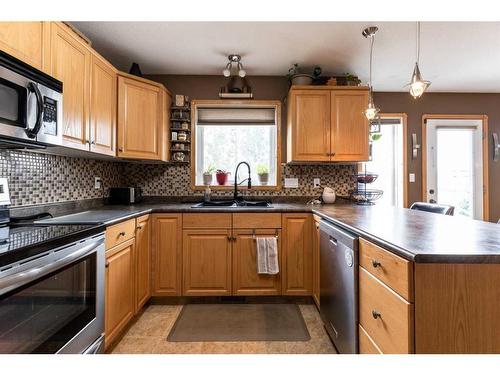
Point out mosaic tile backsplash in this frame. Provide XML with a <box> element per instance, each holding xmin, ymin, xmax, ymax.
<box><xmin>1</xmin><ymin>150</ymin><xmax>357</xmax><ymax>207</ymax></box>
<box><xmin>0</xmin><ymin>151</ymin><xmax>122</xmax><ymax>207</ymax></box>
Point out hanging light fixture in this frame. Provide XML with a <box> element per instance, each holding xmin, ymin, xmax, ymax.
<box><xmin>406</xmin><ymin>22</ymin><xmax>431</xmax><ymax>98</ymax></box>
<box><xmin>222</xmin><ymin>54</ymin><xmax>246</xmax><ymax>78</ymax></box>
<box><xmin>362</xmin><ymin>26</ymin><xmax>380</xmax><ymax>121</ymax></box>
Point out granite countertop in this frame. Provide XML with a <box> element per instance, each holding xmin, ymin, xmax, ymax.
<box><xmin>29</xmin><ymin>199</ymin><xmax>500</xmax><ymax>264</ymax></box>
<box><xmin>312</xmin><ymin>204</ymin><xmax>500</xmax><ymax>263</ymax></box>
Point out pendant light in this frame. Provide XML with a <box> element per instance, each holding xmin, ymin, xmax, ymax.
<box><xmin>362</xmin><ymin>26</ymin><xmax>380</xmax><ymax>121</ymax></box>
<box><xmin>407</xmin><ymin>22</ymin><xmax>431</xmax><ymax>98</ymax></box>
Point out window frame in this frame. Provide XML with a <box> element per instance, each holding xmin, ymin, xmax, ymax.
<box><xmin>190</xmin><ymin>100</ymin><xmax>282</xmax><ymax>191</ymax></box>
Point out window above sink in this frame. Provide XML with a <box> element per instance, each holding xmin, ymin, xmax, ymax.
<box><xmin>191</xmin><ymin>100</ymin><xmax>282</xmax><ymax>190</ymax></box>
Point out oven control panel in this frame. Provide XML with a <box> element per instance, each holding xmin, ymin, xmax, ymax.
<box><xmin>42</xmin><ymin>96</ymin><xmax>58</xmax><ymax>136</ymax></box>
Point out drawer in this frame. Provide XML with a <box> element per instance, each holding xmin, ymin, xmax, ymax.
<box><xmin>359</xmin><ymin>238</ymin><xmax>413</xmax><ymax>301</ymax></box>
<box><xmin>233</xmin><ymin>213</ymin><xmax>281</xmax><ymax>229</ymax></box>
<box><xmin>182</xmin><ymin>213</ymin><xmax>232</xmax><ymax>229</ymax></box>
<box><xmin>106</xmin><ymin>219</ymin><xmax>136</xmax><ymax>249</ymax></box>
<box><xmin>359</xmin><ymin>267</ymin><xmax>414</xmax><ymax>354</ymax></box>
<box><xmin>359</xmin><ymin>324</ymin><xmax>382</xmax><ymax>354</ymax></box>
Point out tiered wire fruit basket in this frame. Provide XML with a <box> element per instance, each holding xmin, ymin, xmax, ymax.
<box><xmin>349</xmin><ymin>167</ymin><xmax>383</xmax><ymax>205</ymax></box>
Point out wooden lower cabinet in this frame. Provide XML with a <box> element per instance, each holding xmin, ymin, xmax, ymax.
<box><xmin>152</xmin><ymin>214</ymin><xmax>182</xmax><ymax>296</ymax></box>
<box><xmin>105</xmin><ymin>238</ymin><xmax>135</xmax><ymax>349</ymax></box>
<box><xmin>182</xmin><ymin>229</ymin><xmax>232</xmax><ymax>296</ymax></box>
<box><xmin>312</xmin><ymin>215</ymin><xmax>321</xmax><ymax>307</ymax></box>
<box><xmin>135</xmin><ymin>214</ymin><xmax>151</xmax><ymax>312</ymax></box>
<box><xmin>281</xmin><ymin>213</ymin><xmax>313</xmax><ymax>295</ymax></box>
<box><xmin>232</xmin><ymin>229</ymin><xmax>281</xmax><ymax>296</ymax></box>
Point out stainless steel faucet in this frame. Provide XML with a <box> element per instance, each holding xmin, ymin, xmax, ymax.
<box><xmin>233</xmin><ymin>161</ymin><xmax>251</xmax><ymax>201</ymax></box>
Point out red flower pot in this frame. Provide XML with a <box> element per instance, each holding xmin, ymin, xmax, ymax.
<box><xmin>216</xmin><ymin>172</ymin><xmax>229</xmax><ymax>185</ymax></box>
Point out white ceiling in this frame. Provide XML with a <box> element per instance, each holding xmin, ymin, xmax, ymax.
<box><xmin>71</xmin><ymin>22</ymin><xmax>500</xmax><ymax>92</ymax></box>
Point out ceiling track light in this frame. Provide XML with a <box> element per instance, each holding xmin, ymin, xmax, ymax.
<box><xmin>406</xmin><ymin>22</ymin><xmax>431</xmax><ymax>99</ymax></box>
<box><xmin>222</xmin><ymin>54</ymin><xmax>246</xmax><ymax>78</ymax></box>
<box><xmin>362</xmin><ymin>26</ymin><xmax>380</xmax><ymax>121</ymax></box>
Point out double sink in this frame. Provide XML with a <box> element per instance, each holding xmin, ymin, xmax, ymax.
<box><xmin>191</xmin><ymin>200</ymin><xmax>272</xmax><ymax>208</ymax></box>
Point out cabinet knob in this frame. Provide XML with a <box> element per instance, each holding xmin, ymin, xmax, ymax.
<box><xmin>372</xmin><ymin>260</ymin><xmax>382</xmax><ymax>268</ymax></box>
<box><xmin>136</xmin><ymin>225</ymin><xmax>143</xmax><ymax>230</ymax></box>
<box><xmin>372</xmin><ymin>310</ymin><xmax>381</xmax><ymax>319</ymax></box>
<box><xmin>118</xmin><ymin>231</ymin><xmax>126</xmax><ymax>237</ymax></box>
<box><xmin>118</xmin><ymin>147</ymin><xmax>123</xmax><ymax>152</ymax></box>
<box><xmin>105</xmin><ymin>261</ymin><xmax>109</xmax><ymax>268</ymax></box>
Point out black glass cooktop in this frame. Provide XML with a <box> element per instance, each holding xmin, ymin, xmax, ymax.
<box><xmin>0</xmin><ymin>223</ymin><xmax>105</xmax><ymax>268</ymax></box>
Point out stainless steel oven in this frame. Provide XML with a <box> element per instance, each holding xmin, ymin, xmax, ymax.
<box><xmin>0</xmin><ymin>233</ymin><xmax>105</xmax><ymax>354</ymax></box>
<box><xmin>0</xmin><ymin>51</ymin><xmax>62</xmax><ymax>149</ymax></box>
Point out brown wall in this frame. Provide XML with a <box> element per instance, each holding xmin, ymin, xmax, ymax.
<box><xmin>374</xmin><ymin>92</ymin><xmax>500</xmax><ymax>222</ymax></box>
<box><xmin>147</xmin><ymin>75</ymin><xmax>500</xmax><ymax>222</ymax></box>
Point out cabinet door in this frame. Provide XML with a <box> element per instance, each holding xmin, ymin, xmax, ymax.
<box><xmin>90</xmin><ymin>53</ymin><xmax>116</xmax><ymax>156</ymax></box>
<box><xmin>105</xmin><ymin>239</ymin><xmax>135</xmax><ymax>349</ymax></box>
<box><xmin>117</xmin><ymin>76</ymin><xmax>162</xmax><ymax>160</ymax></box>
<box><xmin>135</xmin><ymin>215</ymin><xmax>151</xmax><ymax>312</ymax></box>
<box><xmin>330</xmin><ymin>89</ymin><xmax>369</xmax><ymax>161</ymax></box>
<box><xmin>232</xmin><ymin>229</ymin><xmax>281</xmax><ymax>296</ymax></box>
<box><xmin>282</xmin><ymin>213</ymin><xmax>313</xmax><ymax>295</ymax></box>
<box><xmin>152</xmin><ymin>214</ymin><xmax>182</xmax><ymax>296</ymax></box>
<box><xmin>288</xmin><ymin>89</ymin><xmax>331</xmax><ymax>162</ymax></box>
<box><xmin>183</xmin><ymin>229</ymin><xmax>232</xmax><ymax>296</ymax></box>
<box><xmin>0</xmin><ymin>22</ymin><xmax>49</xmax><ymax>71</ymax></box>
<box><xmin>50</xmin><ymin>22</ymin><xmax>90</xmax><ymax>150</ymax></box>
<box><xmin>312</xmin><ymin>215</ymin><xmax>321</xmax><ymax>307</ymax></box>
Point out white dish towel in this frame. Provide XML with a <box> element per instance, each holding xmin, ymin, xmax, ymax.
<box><xmin>256</xmin><ymin>237</ymin><xmax>279</xmax><ymax>275</ymax></box>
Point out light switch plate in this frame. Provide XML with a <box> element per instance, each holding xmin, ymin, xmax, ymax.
<box><xmin>313</xmin><ymin>178</ymin><xmax>321</xmax><ymax>188</ymax></box>
<box><xmin>94</xmin><ymin>176</ymin><xmax>102</xmax><ymax>190</ymax></box>
<box><xmin>284</xmin><ymin>178</ymin><xmax>299</xmax><ymax>188</ymax></box>
<box><xmin>409</xmin><ymin>173</ymin><xmax>416</xmax><ymax>183</ymax></box>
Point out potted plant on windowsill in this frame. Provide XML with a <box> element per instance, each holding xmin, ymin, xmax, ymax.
<box><xmin>203</xmin><ymin>164</ymin><xmax>216</xmax><ymax>185</ymax></box>
<box><xmin>257</xmin><ymin>164</ymin><xmax>269</xmax><ymax>186</ymax></box>
<box><xmin>215</xmin><ymin>169</ymin><xmax>230</xmax><ymax>185</ymax></box>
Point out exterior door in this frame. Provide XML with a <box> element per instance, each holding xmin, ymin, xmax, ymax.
<box><xmin>331</xmin><ymin>90</ymin><xmax>369</xmax><ymax>161</ymax></box>
<box><xmin>50</xmin><ymin>22</ymin><xmax>90</xmax><ymax>150</ymax></box>
<box><xmin>90</xmin><ymin>53</ymin><xmax>116</xmax><ymax>156</ymax></box>
<box><xmin>232</xmin><ymin>229</ymin><xmax>281</xmax><ymax>296</ymax></box>
<box><xmin>289</xmin><ymin>89</ymin><xmax>331</xmax><ymax>162</ymax></box>
<box><xmin>425</xmin><ymin>118</ymin><xmax>486</xmax><ymax>220</ymax></box>
<box><xmin>182</xmin><ymin>229</ymin><xmax>232</xmax><ymax>296</ymax></box>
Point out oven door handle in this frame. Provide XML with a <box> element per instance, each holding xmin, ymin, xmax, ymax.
<box><xmin>0</xmin><ymin>239</ymin><xmax>102</xmax><ymax>296</ymax></box>
<box><xmin>25</xmin><ymin>82</ymin><xmax>44</xmax><ymax>139</ymax></box>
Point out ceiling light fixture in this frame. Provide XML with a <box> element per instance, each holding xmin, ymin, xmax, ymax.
<box><xmin>222</xmin><ymin>54</ymin><xmax>246</xmax><ymax>78</ymax></box>
<box><xmin>406</xmin><ymin>22</ymin><xmax>431</xmax><ymax>98</ymax></box>
<box><xmin>362</xmin><ymin>26</ymin><xmax>380</xmax><ymax>121</ymax></box>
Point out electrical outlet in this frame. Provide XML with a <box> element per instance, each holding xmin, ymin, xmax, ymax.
<box><xmin>409</xmin><ymin>173</ymin><xmax>416</xmax><ymax>183</ymax></box>
<box><xmin>94</xmin><ymin>176</ymin><xmax>102</xmax><ymax>190</ymax></box>
<box><xmin>313</xmin><ymin>178</ymin><xmax>321</xmax><ymax>188</ymax></box>
<box><xmin>284</xmin><ymin>178</ymin><xmax>299</xmax><ymax>188</ymax></box>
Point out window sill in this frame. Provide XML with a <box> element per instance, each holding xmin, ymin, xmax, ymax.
<box><xmin>192</xmin><ymin>185</ymin><xmax>281</xmax><ymax>191</ymax></box>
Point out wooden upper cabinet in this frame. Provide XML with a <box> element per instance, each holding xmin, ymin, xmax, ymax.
<box><xmin>117</xmin><ymin>74</ymin><xmax>170</xmax><ymax>161</ymax></box>
<box><xmin>152</xmin><ymin>214</ymin><xmax>182</xmax><ymax>296</ymax></box>
<box><xmin>281</xmin><ymin>213</ymin><xmax>313</xmax><ymax>295</ymax></box>
<box><xmin>90</xmin><ymin>52</ymin><xmax>116</xmax><ymax>156</ymax></box>
<box><xmin>330</xmin><ymin>89</ymin><xmax>369</xmax><ymax>161</ymax></box>
<box><xmin>182</xmin><ymin>229</ymin><xmax>232</xmax><ymax>296</ymax></box>
<box><xmin>50</xmin><ymin>22</ymin><xmax>91</xmax><ymax>150</ymax></box>
<box><xmin>232</xmin><ymin>229</ymin><xmax>282</xmax><ymax>296</ymax></box>
<box><xmin>135</xmin><ymin>214</ymin><xmax>151</xmax><ymax>312</ymax></box>
<box><xmin>287</xmin><ymin>86</ymin><xmax>369</xmax><ymax>162</ymax></box>
<box><xmin>0</xmin><ymin>22</ymin><xmax>50</xmax><ymax>71</ymax></box>
<box><xmin>287</xmin><ymin>89</ymin><xmax>331</xmax><ymax>162</ymax></box>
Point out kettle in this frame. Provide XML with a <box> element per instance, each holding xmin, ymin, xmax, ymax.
<box><xmin>322</xmin><ymin>186</ymin><xmax>336</xmax><ymax>204</ymax></box>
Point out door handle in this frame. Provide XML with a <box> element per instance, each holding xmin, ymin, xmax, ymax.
<box><xmin>25</xmin><ymin>82</ymin><xmax>44</xmax><ymax>139</ymax></box>
<box><xmin>329</xmin><ymin>236</ymin><xmax>337</xmax><ymax>246</ymax></box>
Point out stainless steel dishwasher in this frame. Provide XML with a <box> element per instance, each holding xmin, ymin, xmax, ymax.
<box><xmin>319</xmin><ymin>219</ymin><xmax>359</xmax><ymax>354</ymax></box>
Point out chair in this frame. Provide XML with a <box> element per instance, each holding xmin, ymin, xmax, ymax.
<box><xmin>409</xmin><ymin>202</ymin><xmax>455</xmax><ymax>216</ymax></box>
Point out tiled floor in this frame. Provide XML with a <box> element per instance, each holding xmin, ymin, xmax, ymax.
<box><xmin>111</xmin><ymin>304</ymin><xmax>336</xmax><ymax>354</ymax></box>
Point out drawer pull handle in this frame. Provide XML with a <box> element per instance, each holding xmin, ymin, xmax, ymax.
<box><xmin>372</xmin><ymin>310</ymin><xmax>381</xmax><ymax>319</ymax></box>
<box><xmin>118</xmin><ymin>231</ymin><xmax>126</xmax><ymax>237</ymax></box>
<box><xmin>372</xmin><ymin>260</ymin><xmax>381</xmax><ymax>268</ymax></box>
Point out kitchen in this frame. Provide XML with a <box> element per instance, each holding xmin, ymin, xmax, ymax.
<box><xmin>1</xmin><ymin>1</ymin><xmax>500</xmax><ymax>373</ymax></box>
